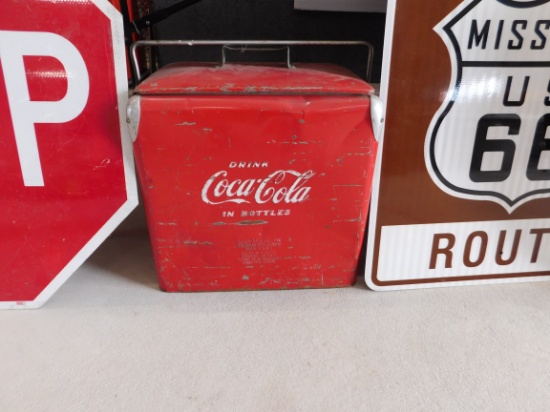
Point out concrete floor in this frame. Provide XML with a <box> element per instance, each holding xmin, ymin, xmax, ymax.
<box><xmin>1</xmin><ymin>216</ymin><xmax>550</xmax><ymax>411</ymax></box>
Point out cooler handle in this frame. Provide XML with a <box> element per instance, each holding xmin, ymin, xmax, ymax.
<box><xmin>130</xmin><ymin>40</ymin><xmax>374</xmax><ymax>84</ymax></box>
<box><xmin>220</xmin><ymin>45</ymin><xmax>294</xmax><ymax>69</ymax></box>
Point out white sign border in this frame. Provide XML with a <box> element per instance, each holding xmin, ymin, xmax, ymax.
<box><xmin>1</xmin><ymin>0</ymin><xmax>138</xmax><ymax>309</ymax></box>
<box><xmin>364</xmin><ymin>0</ymin><xmax>396</xmax><ymax>291</ymax></box>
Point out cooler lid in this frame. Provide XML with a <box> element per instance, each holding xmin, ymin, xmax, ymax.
<box><xmin>134</xmin><ymin>63</ymin><xmax>374</xmax><ymax>96</ymax></box>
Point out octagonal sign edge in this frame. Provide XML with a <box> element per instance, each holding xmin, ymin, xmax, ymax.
<box><xmin>0</xmin><ymin>0</ymin><xmax>138</xmax><ymax>309</ymax></box>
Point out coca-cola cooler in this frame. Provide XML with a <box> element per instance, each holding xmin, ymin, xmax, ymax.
<box><xmin>127</xmin><ymin>41</ymin><xmax>383</xmax><ymax>291</ymax></box>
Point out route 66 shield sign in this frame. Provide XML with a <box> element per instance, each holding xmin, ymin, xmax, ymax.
<box><xmin>427</xmin><ymin>0</ymin><xmax>550</xmax><ymax>212</ymax></box>
<box><xmin>366</xmin><ymin>0</ymin><xmax>550</xmax><ymax>289</ymax></box>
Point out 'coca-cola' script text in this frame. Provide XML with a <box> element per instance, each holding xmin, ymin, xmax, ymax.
<box><xmin>201</xmin><ymin>169</ymin><xmax>315</xmax><ymax>205</ymax></box>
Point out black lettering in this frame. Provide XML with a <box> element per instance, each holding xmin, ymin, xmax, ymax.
<box><xmin>469</xmin><ymin>20</ymin><xmax>490</xmax><ymax>49</ymax></box>
<box><xmin>470</xmin><ymin>114</ymin><xmax>519</xmax><ymax>183</ymax></box>
<box><xmin>503</xmin><ymin>76</ymin><xmax>529</xmax><ymax>107</ymax></box>
<box><xmin>495</xmin><ymin>20</ymin><xmax>504</xmax><ymax>49</ymax></box>
<box><xmin>508</xmin><ymin>20</ymin><xmax>527</xmax><ymax>50</ymax></box>
<box><xmin>545</xmin><ymin>79</ymin><xmax>550</xmax><ymax>106</ymax></box>
<box><xmin>532</xmin><ymin>20</ymin><xmax>550</xmax><ymax>50</ymax></box>
<box><xmin>527</xmin><ymin>114</ymin><xmax>550</xmax><ymax>181</ymax></box>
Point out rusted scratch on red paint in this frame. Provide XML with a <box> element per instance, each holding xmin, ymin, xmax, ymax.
<box><xmin>211</xmin><ymin>220</ymin><xmax>268</xmax><ymax>226</ymax></box>
<box><xmin>237</xmin><ymin>220</ymin><xmax>268</xmax><ymax>226</ymax></box>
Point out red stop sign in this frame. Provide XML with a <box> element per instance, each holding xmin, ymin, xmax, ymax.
<box><xmin>0</xmin><ymin>1</ymin><xmax>137</xmax><ymax>308</ymax></box>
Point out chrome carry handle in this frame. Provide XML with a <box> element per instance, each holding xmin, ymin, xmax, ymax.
<box><xmin>130</xmin><ymin>40</ymin><xmax>374</xmax><ymax>85</ymax></box>
<box><xmin>220</xmin><ymin>45</ymin><xmax>294</xmax><ymax>69</ymax></box>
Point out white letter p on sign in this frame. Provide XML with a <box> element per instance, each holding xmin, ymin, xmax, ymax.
<box><xmin>0</xmin><ymin>31</ymin><xmax>89</xmax><ymax>186</ymax></box>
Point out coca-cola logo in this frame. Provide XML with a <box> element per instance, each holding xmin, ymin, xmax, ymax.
<box><xmin>201</xmin><ymin>169</ymin><xmax>315</xmax><ymax>205</ymax></box>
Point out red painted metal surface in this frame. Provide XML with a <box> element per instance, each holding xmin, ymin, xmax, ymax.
<box><xmin>132</xmin><ymin>63</ymin><xmax>377</xmax><ymax>291</ymax></box>
<box><xmin>0</xmin><ymin>0</ymin><xmax>136</xmax><ymax>308</ymax></box>
<box><xmin>136</xmin><ymin>62</ymin><xmax>374</xmax><ymax>95</ymax></box>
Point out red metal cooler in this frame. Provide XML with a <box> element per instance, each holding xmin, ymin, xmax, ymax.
<box><xmin>127</xmin><ymin>41</ymin><xmax>383</xmax><ymax>291</ymax></box>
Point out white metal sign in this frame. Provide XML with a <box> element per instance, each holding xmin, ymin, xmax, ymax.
<box><xmin>366</xmin><ymin>0</ymin><xmax>550</xmax><ymax>290</ymax></box>
<box><xmin>427</xmin><ymin>0</ymin><xmax>550</xmax><ymax>212</ymax></box>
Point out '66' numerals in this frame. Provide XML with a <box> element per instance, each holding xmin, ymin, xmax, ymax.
<box><xmin>470</xmin><ymin>113</ymin><xmax>550</xmax><ymax>182</ymax></box>
<box><xmin>469</xmin><ymin>76</ymin><xmax>550</xmax><ymax>183</ymax></box>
